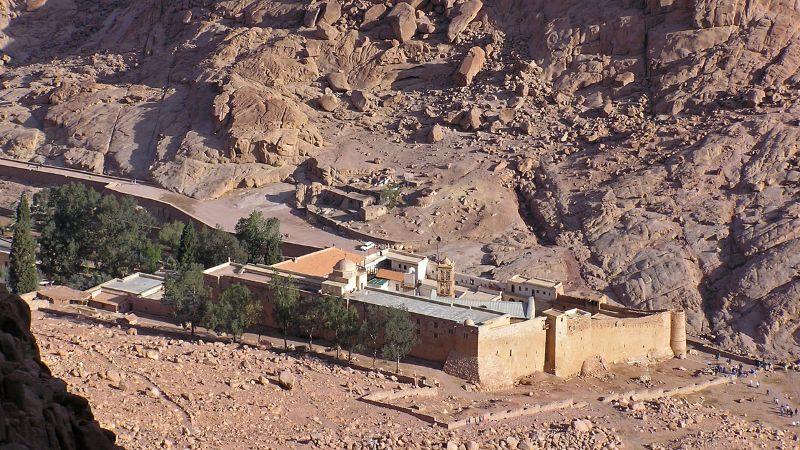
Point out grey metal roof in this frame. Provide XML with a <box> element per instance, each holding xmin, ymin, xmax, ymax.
<box><xmin>103</xmin><ymin>275</ymin><xmax>163</xmax><ymax>295</ymax></box>
<box><xmin>448</xmin><ymin>298</ymin><xmax>528</xmax><ymax>319</ymax></box>
<box><xmin>0</xmin><ymin>238</ymin><xmax>11</xmax><ymax>253</ymax></box>
<box><xmin>351</xmin><ymin>289</ymin><xmax>502</xmax><ymax>325</ymax></box>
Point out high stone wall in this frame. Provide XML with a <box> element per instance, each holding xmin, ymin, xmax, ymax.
<box><xmin>547</xmin><ymin>311</ymin><xmax>675</xmax><ymax>378</ymax></box>
<box><xmin>477</xmin><ymin>317</ymin><xmax>548</xmax><ymax>385</ymax></box>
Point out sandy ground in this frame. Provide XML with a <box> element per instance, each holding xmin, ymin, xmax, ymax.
<box><xmin>30</xmin><ymin>310</ymin><xmax>800</xmax><ymax>450</ymax></box>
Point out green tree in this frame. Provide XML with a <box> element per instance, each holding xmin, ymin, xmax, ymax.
<box><xmin>209</xmin><ymin>283</ymin><xmax>262</xmax><ymax>343</ymax></box>
<box><xmin>158</xmin><ymin>221</ymin><xmax>185</xmax><ymax>252</ymax></box>
<box><xmin>271</xmin><ymin>272</ymin><xmax>299</xmax><ymax>349</ymax></box>
<box><xmin>296</xmin><ymin>295</ymin><xmax>325</xmax><ymax>350</ymax></box>
<box><xmin>339</xmin><ymin>306</ymin><xmax>361</xmax><ymax>361</ymax></box>
<box><xmin>265</xmin><ymin>228</ymin><xmax>282</xmax><ymax>265</ymax></box>
<box><xmin>176</xmin><ymin>222</ymin><xmax>197</xmax><ymax>269</ymax></box>
<box><xmin>360</xmin><ymin>305</ymin><xmax>387</xmax><ymax>368</ymax></box>
<box><xmin>8</xmin><ymin>194</ymin><xmax>38</xmax><ymax>294</ymax></box>
<box><xmin>381</xmin><ymin>307</ymin><xmax>417</xmax><ymax>372</ymax></box>
<box><xmin>36</xmin><ymin>183</ymin><xmax>102</xmax><ymax>280</ymax></box>
<box><xmin>324</xmin><ymin>297</ymin><xmax>359</xmax><ymax>360</ymax></box>
<box><xmin>140</xmin><ymin>241</ymin><xmax>162</xmax><ymax>273</ymax></box>
<box><xmin>92</xmin><ymin>195</ymin><xmax>155</xmax><ymax>277</ymax></box>
<box><xmin>65</xmin><ymin>272</ymin><xmax>111</xmax><ymax>291</ymax></box>
<box><xmin>235</xmin><ymin>212</ymin><xmax>282</xmax><ymax>264</ymax></box>
<box><xmin>35</xmin><ymin>184</ymin><xmax>156</xmax><ymax>280</ymax></box>
<box><xmin>163</xmin><ymin>263</ymin><xmax>211</xmax><ymax>336</ymax></box>
<box><xmin>379</xmin><ymin>182</ymin><xmax>403</xmax><ymax>209</ymax></box>
<box><xmin>196</xmin><ymin>225</ymin><xmax>248</xmax><ymax>268</ymax></box>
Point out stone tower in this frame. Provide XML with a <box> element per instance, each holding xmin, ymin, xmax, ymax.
<box><xmin>437</xmin><ymin>256</ymin><xmax>455</xmax><ymax>297</ymax></box>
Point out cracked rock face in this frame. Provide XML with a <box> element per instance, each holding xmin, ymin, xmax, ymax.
<box><xmin>0</xmin><ymin>0</ymin><xmax>799</xmax><ymax>360</ymax></box>
<box><xmin>0</xmin><ymin>287</ymin><xmax>117</xmax><ymax>449</ymax></box>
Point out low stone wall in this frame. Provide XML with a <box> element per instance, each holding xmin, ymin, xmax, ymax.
<box><xmin>306</xmin><ymin>206</ymin><xmax>400</xmax><ymax>245</ymax></box>
<box><xmin>599</xmin><ymin>376</ymin><xmax>733</xmax><ymax>404</ymax></box>
<box><xmin>360</xmin><ymin>388</ymin><xmax>584</xmax><ymax>430</ymax></box>
<box><xmin>686</xmin><ymin>338</ymin><xmax>762</xmax><ymax>366</ymax></box>
<box><xmin>446</xmin><ymin>398</ymin><xmax>585</xmax><ymax>430</ymax></box>
<box><xmin>362</xmin><ymin>387</ymin><xmax>439</xmax><ymax>403</ymax></box>
<box><xmin>358</xmin><ymin>387</ymin><xmax>448</xmax><ymax>426</ymax></box>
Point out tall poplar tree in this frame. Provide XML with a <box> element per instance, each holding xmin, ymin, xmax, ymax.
<box><xmin>176</xmin><ymin>222</ymin><xmax>197</xmax><ymax>269</ymax></box>
<box><xmin>8</xmin><ymin>194</ymin><xmax>38</xmax><ymax>294</ymax></box>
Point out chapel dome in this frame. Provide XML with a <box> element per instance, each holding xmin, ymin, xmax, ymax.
<box><xmin>334</xmin><ymin>258</ymin><xmax>357</xmax><ymax>272</ymax></box>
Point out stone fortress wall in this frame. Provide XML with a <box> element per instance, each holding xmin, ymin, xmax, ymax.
<box><xmin>474</xmin><ymin>316</ymin><xmax>549</xmax><ymax>384</ymax></box>
<box><xmin>544</xmin><ymin>295</ymin><xmax>686</xmax><ymax>378</ymax></box>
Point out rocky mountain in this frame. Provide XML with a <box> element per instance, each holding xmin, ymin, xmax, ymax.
<box><xmin>0</xmin><ymin>0</ymin><xmax>798</xmax><ymax>360</ymax></box>
<box><xmin>0</xmin><ymin>287</ymin><xmax>117</xmax><ymax>448</ymax></box>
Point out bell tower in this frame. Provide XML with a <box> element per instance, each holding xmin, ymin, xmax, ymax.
<box><xmin>437</xmin><ymin>256</ymin><xmax>455</xmax><ymax>297</ymax></box>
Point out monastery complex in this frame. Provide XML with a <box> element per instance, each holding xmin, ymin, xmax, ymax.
<box><xmin>201</xmin><ymin>246</ymin><xmax>687</xmax><ymax>385</ymax></box>
<box><xmin>28</xmin><ymin>245</ymin><xmax>687</xmax><ymax>386</ymax></box>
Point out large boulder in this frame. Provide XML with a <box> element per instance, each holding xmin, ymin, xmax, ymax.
<box><xmin>350</xmin><ymin>90</ymin><xmax>370</xmax><ymax>111</ymax></box>
<box><xmin>278</xmin><ymin>370</ymin><xmax>296</xmax><ymax>390</ymax></box>
<box><xmin>459</xmin><ymin>107</ymin><xmax>483</xmax><ymax>131</ymax></box>
<box><xmin>327</xmin><ymin>72</ymin><xmax>350</xmax><ymax>92</ymax></box>
<box><xmin>387</xmin><ymin>3</ymin><xmax>417</xmax><ymax>42</ymax></box>
<box><xmin>319</xmin><ymin>93</ymin><xmax>339</xmax><ymax>112</ymax></box>
<box><xmin>0</xmin><ymin>286</ymin><xmax>117</xmax><ymax>448</ymax></box>
<box><xmin>447</xmin><ymin>0</ymin><xmax>482</xmax><ymax>42</ymax></box>
<box><xmin>454</xmin><ymin>46</ymin><xmax>485</xmax><ymax>86</ymax></box>
<box><xmin>427</xmin><ymin>124</ymin><xmax>445</xmax><ymax>143</ymax></box>
<box><xmin>361</xmin><ymin>4</ymin><xmax>387</xmax><ymax>30</ymax></box>
<box><xmin>313</xmin><ymin>21</ymin><xmax>339</xmax><ymax>40</ymax></box>
<box><xmin>318</xmin><ymin>0</ymin><xmax>342</xmax><ymax>25</ymax></box>
<box><xmin>63</xmin><ymin>147</ymin><xmax>105</xmax><ymax>173</ymax></box>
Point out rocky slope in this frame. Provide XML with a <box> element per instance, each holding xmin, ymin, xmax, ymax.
<box><xmin>30</xmin><ymin>311</ymin><xmax>800</xmax><ymax>449</ymax></box>
<box><xmin>0</xmin><ymin>0</ymin><xmax>799</xmax><ymax>359</ymax></box>
<box><xmin>0</xmin><ymin>287</ymin><xmax>117</xmax><ymax>448</ymax></box>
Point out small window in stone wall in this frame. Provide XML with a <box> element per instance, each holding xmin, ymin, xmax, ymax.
<box><xmin>433</xmin><ymin>322</ymin><xmax>438</xmax><ymax>329</ymax></box>
<box><xmin>448</xmin><ymin>329</ymin><xmax>453</xmax><ymax>334</ymax></box>
<box><xmin>433</xmin><ymin>333</ymin><xmax>438</xmax><ymax>339</ymax></box>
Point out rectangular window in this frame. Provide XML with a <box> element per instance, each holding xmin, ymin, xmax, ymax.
<box><xmin>464</xmin><ymin>333</ymin><xmax>468</xmax><ymax>339</ymax></box>
<box><xmin>433</xmin><ymin>322</ymin><xmax>438</xmax><ymax>329</ymax></box>
<box><xmin>448</xmin><ymin>329</ymin><xmax>453</xmax><ymax>334</ymax></box>
<box><xmin>433</xmin><ymin>333</ymin><xmax>438</xmax><ymax>339</ymax></box>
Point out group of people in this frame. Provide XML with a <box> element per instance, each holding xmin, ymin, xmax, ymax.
<box><xmin>714</xmin><ymin>355</ymin><xmax>755</xmax><ymax>378</ymax></box>
<box><xmin>772</xmin><ymin>394</ymin><xmax>798</xmax><ymax>418</ymax></box>
<box><xmin>713</xmin><ymin>354</ymin><xmax>799</xmax><ymax>423</ymax></box>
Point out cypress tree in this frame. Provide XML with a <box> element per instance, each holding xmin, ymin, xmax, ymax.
<box><xmin>177</xmin><ymin>222</ymin><xmax>197</xmax><ymax>269</ymax></box>
<box><xmin>9</xmin><ymin>194</ymin><xmax>38</xmax><ymax>294</ymax></box>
